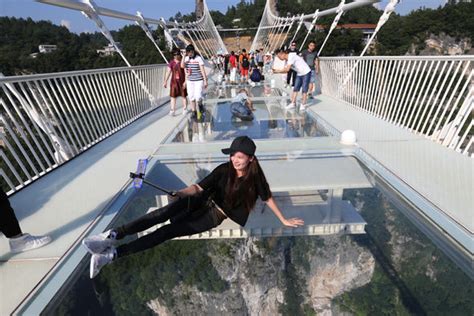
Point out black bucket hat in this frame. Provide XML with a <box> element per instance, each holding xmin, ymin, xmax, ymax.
<box><xmin>222</xmin><ymin>136</ymin><xmax>256</xmax><ymax>156</ymax></box>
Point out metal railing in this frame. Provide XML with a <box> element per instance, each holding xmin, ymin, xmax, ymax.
<box><xmin>0</xmin><ymin>64</ymin><xmax>169</xmax><ymax>194</ymax></box>
<box><xmin>320</xmin><ymin>56</ymin><xmax>473</xmax><ymax>155</ymax></box>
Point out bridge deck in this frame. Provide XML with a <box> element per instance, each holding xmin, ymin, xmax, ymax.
<box><xmin>0</xmin><ymin>102</ymin><xmax>181</xmax><ymax>315</ymax></box>
<box><xmin>1</xmin><ymin>76</ymin><xmax>472</xmax><ymax>314</ymax></box>
<box><xmin>311</xmin><ymin>94</ymin><xmax>473</xmax><ymax>242</ymax></box>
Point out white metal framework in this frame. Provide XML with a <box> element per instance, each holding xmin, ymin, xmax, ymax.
<box><xmin>0</xmin><ymin>65</ymin><xmax>169</xmax><ymax>193</ymax></box>
<box><xmin>320</xmin><ymin>56</ymin><xmax>474</xmax><ymax>155</ymax></box>
<box><xmin>250</xmin><ymin>0</ymin><xmax>379</xmax><ymax>53</ymax></box>
<box><xmin>37</xmin><ymin>0</ymin><xmax>227</xmax><ymax>58</ymax></box>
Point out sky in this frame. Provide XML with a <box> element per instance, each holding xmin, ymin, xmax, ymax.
<box><xmin>1</xmin><ymin>0</ymin><xmax>447</xmax><ymax>34</ymax></box>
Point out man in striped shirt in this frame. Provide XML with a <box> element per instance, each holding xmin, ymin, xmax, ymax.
<box><xmin>181</xmin><ymin>45</ymin><xmax>208</xmax><ymax>118</ymax></box>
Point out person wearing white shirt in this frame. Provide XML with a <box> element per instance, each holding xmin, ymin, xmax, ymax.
<box><xmin>272</xmin><ymin>48</ymin><xmax>312</xmax><ymax>110</ymax></box>
<box><xmin>181</xmin><ymin>44</ymin><xmax>208</xmax><ymax>119</ymax></box>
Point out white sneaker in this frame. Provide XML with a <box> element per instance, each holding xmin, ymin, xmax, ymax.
<box><xmin>90</xmin><ymin>247</ymin><xmax>115</xmax><ymax>279</ymax></box>
<box><xmin>82</xmin><ymin>230</ymin><xmax>116</xmax><ymax>254</ymax></box>
<box><xmin>285</xmin><ymin>103</ymin><xmax>296</xmax><ymax>110</ymax></box>
<box><xmin>169</xmin><ymin>110</ymin><xmax>175</xmax><ymax>116</ymax></box>
<box><xmin>182</xmin><ymin>108</ymin><xmax>188</xmax><ymax>115</ymax></box>
<box><xmin>9</xmin><ymin>233</ymin><xmax>52</xmax><ymax>253</ymax></box>
<box><xmin>300</xmin><ymin>104</ymin><xmax>307</xmax><ymax>111</ymax></box>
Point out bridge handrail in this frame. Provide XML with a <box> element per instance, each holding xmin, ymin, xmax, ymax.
<box><xmin>319</xmin><ymin>56</ymin><xmax>473</xmax><ymax>156</ymax></box>
<box><xmin>320</xmin><ymin>56</ymin><xmax>474</xmax><ymax>61</ymax></box>
<box><xmin>0</xmin><ymin>64</ymin><xmax>169</xmax><ymax>194</ymax></box>
<box><xmin>0</xmin><ymin>64</ymin><xmax>168</xmax><ymax>83</ymax></box>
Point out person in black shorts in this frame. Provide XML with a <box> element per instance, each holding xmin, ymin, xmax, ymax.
<box><xmin>84</xmin><ymin>136</ymin><xmax>304</xmax><ymax>278</ymax></box>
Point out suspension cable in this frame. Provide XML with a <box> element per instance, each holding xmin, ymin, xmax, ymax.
<box><xmin>340</xmin><ymin>0</ymin><xmax>401</xmax><ymax>91</ymax></box>
<box><xmin>136</xmin><ymin>12</ymin><xmax>168</xmax><ymax>63</ymax></box>
<box><xmin>317</xmin><ymin>0</ymin><xmax>345</xmax><ymax>57</ymax></box>
<box><xmin>299</xmin><ymin>9</ymin><xmax>319</xmax><ymax>51</ymax></box>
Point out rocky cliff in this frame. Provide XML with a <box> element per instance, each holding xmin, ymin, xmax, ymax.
<box><xmin>408</xmin><ymin>33</ymin><xmax>473</xmax><ymax>55</ymax></box>
<box><xmin>147</xmin><ymin>235</ymin><xmax>375</xmax><ymax>315</ymax></box>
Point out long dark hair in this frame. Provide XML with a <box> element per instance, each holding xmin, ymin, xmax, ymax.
<box><xmin>225</xmin><ymin>155</ymin><xmax>267</xmax><ymax>213</ymax></box>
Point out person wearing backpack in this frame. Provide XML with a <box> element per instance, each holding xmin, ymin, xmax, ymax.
<box><xmin>249</xmin><ymin>55</ymin><xmax>262</xmax><ymax>83</ymax></box>
<box><xmin>239</xmin><ymin>48</ymin><xmax>250</xmax><ymax>83</ymax></box>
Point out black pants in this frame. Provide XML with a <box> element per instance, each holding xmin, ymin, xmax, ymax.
<box><xmin>0</xmin><ymin>190</ymin><xmax>22</xmax><ymax>238</ymax></box>
<box><xmin>287</xmin><ymin>69</ymin><xmax>297</xmax><ymax>86</ymax></box>
<box><xmin>115</xmin><ymin>195</ymin><xmax>225</xmax><ymax>258</ymax></box>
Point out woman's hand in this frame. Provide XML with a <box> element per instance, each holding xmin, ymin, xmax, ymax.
<box><xmin>168</xmin><ymin>191</ymin><xmax>186</xmax><ymax>203</ymax></box>
<box><xmin>163</xmin><ymin>82</ymin><xmax>167</xmax><ymax>88</ymax></box>
<box><xmin>282</xmin><ymin>217</ymin><xmax>304</xmax><ymax>228</ymax></box>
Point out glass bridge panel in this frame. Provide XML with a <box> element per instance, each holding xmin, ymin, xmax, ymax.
<box><xmin>39</xmin><ymin>151</ymin><xmax>473</xmax><ymax>315</ymax></box>
<box><xmin>205</xmin><ymin>84</ymin><xmax>285</xmax><ymax>99</ymax></box>
<box><xmin>168</xmin><ymin>101</ymin><xmax>327</xmax><ymax>143</ymax></box>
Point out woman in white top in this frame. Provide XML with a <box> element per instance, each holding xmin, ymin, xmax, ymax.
<box><xmin>272</xmin><ymin>48</ymin><xmax>312</xmax><ymax>110</ymax></box>
<box><xmin>181</xmin><ymin>44</ymin><xmax>208</xmax><ymax>118</ymax></box>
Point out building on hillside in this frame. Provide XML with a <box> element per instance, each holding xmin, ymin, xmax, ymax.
<box><xmin>96</xmin><ymin>43</ymin><xmax>122</xmax><ymax>57</ymax></box>
<box><xmin>38</xmin><ymin>44</ymin><xmax>57</xmax><ymax>53</ymax></box>
<box><xmin>315</xmin><ymin>24</ymin><xmax>377</xmax><ymax>45</ymax></box>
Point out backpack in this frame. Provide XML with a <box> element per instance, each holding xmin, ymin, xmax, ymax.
<box><xmin>250</xmin><ymin>68</ymin><xmax>262</xmax><ymax>82</ymax></box>
<box><xmin>241</xmin><ymin>55</ymin><xmax>249</xmax><ymax>69</ymax></box>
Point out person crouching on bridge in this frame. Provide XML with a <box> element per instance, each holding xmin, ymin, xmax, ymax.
<box><xmin>231</xmin><ymin>88</ymin><xmax>256</xmax><ymax>121</ymax></box>
<box><xmin>273</xmin><ymin>48</ymin><xmax>312</xmax><ymax>111</ymax></box>
<box><xmin>83</xmin><ymin>136</ymin><xmax>304</xmax><ymax>278</ymax></box>
<box><xmin>181</xmin><ymin>44</ymin><xmax>208</xmax><ymax>119</ymax></box>
<box><xmin>163</xmin><ymin>48</ymin><xmax>188</xmax><ymax>116</ymax></box>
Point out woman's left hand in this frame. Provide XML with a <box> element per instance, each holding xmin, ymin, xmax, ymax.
<box><xmin>282</xmin><ymin>217</ymin><xmax>304</xmax><ymax>227</ymax></box>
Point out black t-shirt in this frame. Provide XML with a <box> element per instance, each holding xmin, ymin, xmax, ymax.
<box><xmin>198</xmin><ymin>162</ymin><xmax>272</xmax><ymax>226</ymax></box>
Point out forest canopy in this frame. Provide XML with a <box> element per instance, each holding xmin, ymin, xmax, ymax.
<box><xmin>1</xmin><ymin>1</ymin><xmax>472</xmax><ymax>75</ymax></box>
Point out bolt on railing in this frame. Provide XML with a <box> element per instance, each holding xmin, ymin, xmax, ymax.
<box><xmin>0</xmin><ymin>64</ymin><xmax>169</xmax><ymax>194</ymax></box>
<box><xmin>319</xmin><ymin>56</ymin><xmax>473</xmax><ymax>156</ymax></box>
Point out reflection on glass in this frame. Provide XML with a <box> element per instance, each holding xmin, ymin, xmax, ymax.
<box><xmin>206</xmin><ymin>84</ymin><xmax>283</xmax><ymax>100</ymax></box>
<box><xmin>169</xmin><ymin>100</ymin><xmax>327</xmax><ymax>143</ymax></box>
<box><xmin>45</xmin><ymin>158</ymin><xmax>473</xmax><ymax>315</ymax></box>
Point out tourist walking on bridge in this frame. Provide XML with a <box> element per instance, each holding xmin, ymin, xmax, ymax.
<box><xmin>181</xmin><ymin>45</ymin><xmax>207</xmax><ymax>119</ymax></box>
<box><xmin>301</xmin><ymin>40</ymin><xmax>320</xmax><ymax>99</ymax></box>
<box><xmin>163</xmin><ymin>48</ymin><xmax>188</xmax><ymax>116</ymax></box>
<box><xmin>223</xmin><ymin>53</ymin><xmax>230</xmax><ymax>82</ymax></box>
<box><xmin>255</xmin><ymin>49</ymin><xmax>264</xmax><ymax>72</ymax></box>
<box><xmin>239</xmin><ymin>48</ymin><xmax>250</xmax><ymax>83</ymax></box>
<box><xmin>84</xmin><ymin>136</ymin><xmax>304</xmax><ymax>278</ymax></box>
